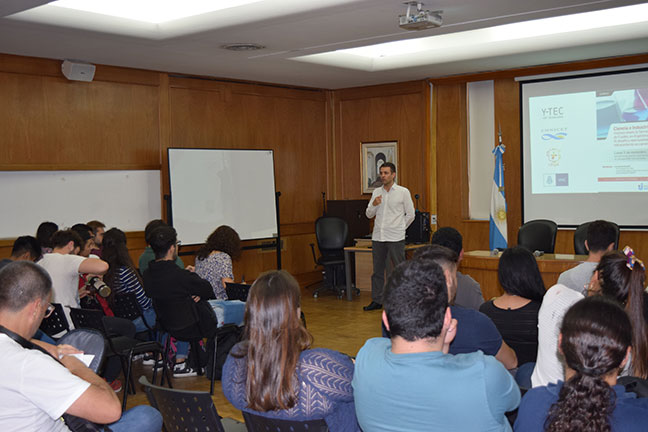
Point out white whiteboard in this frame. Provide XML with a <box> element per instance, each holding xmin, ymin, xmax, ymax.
<box><xmin>168</xmin><ymin>148</ymin><xmax>278</xmax><ymax>245</ymax></box>
<box><xmin>0</xmin><ymin>170</ymin><xmax>161</xmax><ymax>239</ymax></box>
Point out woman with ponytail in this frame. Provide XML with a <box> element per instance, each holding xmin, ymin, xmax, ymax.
<box><xmin>515</xmin><ymin>296</ymin><xmax>648</xmax><ymax>431</ymax></box>
<box><xmin>589</xmin><ymin>247</ymin><xmax>648</xmax><ymax>379</ymax></box>
<box><xmin>222</xmin><ymin>270</ymin><xmax>359</xmax><ymax>431</ymax></box>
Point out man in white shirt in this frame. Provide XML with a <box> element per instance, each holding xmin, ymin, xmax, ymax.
<box><xmin>0</xmin><ymin>261</ymin><xmax>162</xmax><ymax>431</ymax></box>
<box><xmin>37</xmin><ymin>230</ymin><xmax>108</xmax><ymax>325</ymax></box>
<box><xmin>364</xmin><ymin>162</ymin><xmax>415</xmax><ymax>311</ymax></box>
<box><xmin>557</xmin><ymin>220</ymin><xmax>617</xmax><ymax>295</ymax></box>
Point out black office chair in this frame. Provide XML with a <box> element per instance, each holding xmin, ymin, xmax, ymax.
<box><xmin>39</xmin><ymin>302</ymin><xmax>69</xmax><ymax>338</ymax></box>
<box><xmin>242</xmin><ymin>412</ymin><xmax>329</xmax><ymax>432</ymax></box>
<box><xmin>309</xmin><ymin>216</ymin><xmax>349</xmax><ymax>299</ymax></box>
<box><xmin>69</xmin><ymin>307</ymin><xmax>170</xmax><ymax>410</ymax></box>
<box><xmin>573</xmin><ymin>221</ymin><xmax>620</xmax><ymax>255</ymax></box>
<box><xmin>517</xmin><ymin>219</ymin><xmax>558</xmax><ymax>253</ymax></box>
<box><xmin>139</xmin><ymin>376</ymin><xmax>246</xmax><ymax>432</ymax></box>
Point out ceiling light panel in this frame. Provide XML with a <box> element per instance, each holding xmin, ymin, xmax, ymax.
<box><xmin>50</xmin><ymin>0</ymin><xmax>262</xmax><ymax>24</ymax></box>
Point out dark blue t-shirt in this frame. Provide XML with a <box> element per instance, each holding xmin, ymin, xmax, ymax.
<box><xmin>449</xmin><ymin>305</ymin><xmax>503</xmax><ymax>356</ymax></box>
<box><xmin>514</xmin><ymin>381</ymin><xmax>648</xmax><ymax>432</ymax></box>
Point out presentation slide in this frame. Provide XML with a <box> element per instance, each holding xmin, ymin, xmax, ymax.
<box><xmin>521</xmin><ymin>68</ymin><xmax>648</xmax><ymax>226</ymax></box>
<box><xmin>529</xmin><ymin>88</ymin><xmax>648</xmax><ymax>194</ymax></box>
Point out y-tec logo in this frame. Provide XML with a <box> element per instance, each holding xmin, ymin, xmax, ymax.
<box><xmin>541</xmin><ymin>107</ymin><xmax>565</xmax><ymax>119</ymax></box>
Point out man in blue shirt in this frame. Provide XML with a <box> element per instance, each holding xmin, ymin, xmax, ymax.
<box><xmin>353</xmin><ymin>258</ymin><xmax>520</xmax><ymax>432</ymax></box>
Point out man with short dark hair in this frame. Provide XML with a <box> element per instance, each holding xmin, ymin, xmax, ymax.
<box><xmin>557</xmin><ymin>220</ymin><xmax>617</xmax><ymax>295</ymax></box>
<box><xmin>353</xmin><ymin>259</ymin><xmax>520</xmax><ymax>431</ymax></box>
<box><xmin>431</xmin><ymin>227</ymin><xmax>484</xmax><ymax>310</ymax></box>
<box><xmin>0</xmin><ymin>236</ymin><xmax>42</xmax><ymax>271</ymax></box>
<box><xmin>86</xmin><ymin>221</ymin><xmax>105</xmax><ymax>256</ymax></box>
<box><xmin>71</xmin><ymin>224</ymin><xmax>96</xmax><ymax>258</ymax></box>
<box><xmin>138</xmin><ymin>219</ymin><xmax>184</xmax><ymax>273</ymax></box>
<box><xmin>143</xmin><ymin>225</ymin><xmax>217</xmax><ymax>377</ymax></box>
<box><xmin>0</xmin><ymin>261</ymin><xmax>162</xmax><ymax>431</ymax></box>
<box><xmin>37</xmin><ymin>230</ymin><xmax>108</xmax><ymax>325</ymax></box>
<box><xmin>364</xmin><ymin>162</ymin><xmax>415</xmax><ymax>311</ymax></box>
<box><xmin>413</xmin><ymin>245</ymin><xmax>517</xmax><ymax>369</ymax></box>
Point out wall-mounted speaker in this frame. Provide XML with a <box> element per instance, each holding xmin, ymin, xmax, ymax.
<box><xmin>61</xmin><ymin>60</ymin><xmax>96</xmax><ymax>82</ymax></box>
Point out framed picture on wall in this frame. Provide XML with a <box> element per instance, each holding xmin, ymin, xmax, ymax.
<box><xmin>361</xmin><ymin>141</ymin><xmax>398</xmax><ymax>194</ymax></box>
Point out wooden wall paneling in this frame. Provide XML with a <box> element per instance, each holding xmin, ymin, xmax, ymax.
<box><xmin>435</xmin><ymin>83</ymin><xmax>466</xmax><ymax>227</ymax></box>
<box><xmin>335</xmin><ymin>82</ymin><xmax>428</xmax><ymax>203</ymax></box>
<box><xmin>494</xmin><ymin>78</ymin><xmax>521</xmax><ymax>246</ymax></box>
<box><xmin>0</xmin><ymin>72</ymin><xmax>160</xmax><ymax>170</ymax></box>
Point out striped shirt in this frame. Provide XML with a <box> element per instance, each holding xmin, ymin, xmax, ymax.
<box><xmin>114</xmin><ymin>266</ymin><xmax>153</xmax><ymax>311</ymax></box>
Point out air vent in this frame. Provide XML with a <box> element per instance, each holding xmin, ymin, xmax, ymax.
<box><xmin>221</xmin><ymin>43</ymin><xmax>265</xmax><ymax>51</ymax></box>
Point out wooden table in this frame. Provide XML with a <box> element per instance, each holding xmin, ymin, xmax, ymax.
<box><xmin>343</xmin><ymin>243</ymin><xmax>428</xmax><ymax>301</ymax></box>
<box><xmin>460</xmin><ymin>250</ymin><xmax>588</xmax><ymax>300</ymax></box>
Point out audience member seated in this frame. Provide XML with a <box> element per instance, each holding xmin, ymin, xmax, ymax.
<box><xmin>515</xmin><ymin>296</ymin><xmax>648</xmax><ymax>431</ymax></box>
<box><xmin>195</xmin><ymin>225</ymin><xmax>242</xmax><ymax>299</ymax></box>
<box><xmin>353</xmin><ymin>259</ymin><xmax>520</xmax><ymax>432</ymax></box>
<box><xmin>531</xmin><ymin>284</ymin><xmax>583</xmax><ymax>388</ymax></box>
<box><xmin>413</xmin><ymin>245</ymin><xmax>518</xmax><ymax>369</ymax></box>
<box><xmin>37</xmin><ymin>230</ymin><xmax>108</xmax><ymax>325</ymax></box>
<box><xmin>431</xmin><ymin>227</ymin><xmax>484</xmax><ymax>310</ymax></box>
<box><xmin>0</xmin><ymin>261</ymin><xmax>162</xmax><ymax>432</ymax></box>
<box><xmin>103</xmin><ymin>228</ymin><xmax>156</xmax><ymax>332</ymax></box>
<box><xmin>138</xmin><ymin>219</ymin><xmax>184</xmax><ymax>274</ymax></box>
<box><xmin>0</xmin><ymin>235</ymin><xmax>41</xmax><ymax>271</ymax></box>
<box><xmin>143</xmin><ymin>225</ymin><xmax>218</xmax><ymax>378</ymax></box>
<box><xmin>557</xmin><ymin>220</ymin><xmax>617</xmax><ymax>295</ymax></box>
<box><xmin>86</xmin><ymin>220</ymin><xmax>105</xmax><ymax>257</ymax></box>
<box><xmin>480</xmin><ymin>246</ymin><xmax>545</xmax><ymax>387</ymax></box>
<box><xmin>223</xmin><ymin>270</ymin><xmax>359</xmax><ymax>432</ymax></box>
<box><xmin>589</xmin><ymin>247</ymin><xmax>648</xmax><ymax>379</ymax></box>
<box><xmin>36</xmin><ymin>221</ymin><xmax>58</xmax><ymax>255</ymax></box>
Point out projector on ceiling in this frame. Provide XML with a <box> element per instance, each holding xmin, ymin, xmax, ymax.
<box><xmin>399</xmin><ymin>2</ymin><xmax>442</xmax><ymax>31</ymax></box>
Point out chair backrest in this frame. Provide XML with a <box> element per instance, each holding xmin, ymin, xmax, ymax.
<box><xmin>315</xmin><ymin>217</ymin><xmax>348</xmax><ymax>253</ymax></box>
<box><xmin>573</xmin><ymin>221</ymin><xmax>620</xmax><ymax>255</ymax></box>
<box><xmin>58</xmin><ymin>329</ymin><xmax>107</xmax><ymax>373</ymax></box>
<box><xmin>69</xmin><ymin>307</ymin><xmax>105</xmax><ymax>333</ymax></box>
<box><xmin>226</xmin><ymin>282</ymin><xmax>252</xmax><ymax>302</ymax></box>
<box><xmin>139</xmin><ymin>376</ymin><xmax>226</xmax><ymax>432</ymax></box>
<box><xmin>517</xmin><ymin>219</ymin><xmax>558</xmax><ymax>253</ymax></box>
<box><xmin>242</xmin><ymin>412</ymin><xmax>329</xmax><ymax>432</ymax></box>
<box><xmin>111</xmin><ymin>293</ymin><xmax>144</xmax><ymax>322</ymax></box>
<box><xmin>39</xmin><ymin>302</ymin><xmax>70</xmax><ymax>337</ymax></box>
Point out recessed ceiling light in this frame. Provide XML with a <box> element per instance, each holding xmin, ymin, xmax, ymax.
<box><xmin>293</xmin><ymin>3</ymin><xmax>648</xmax><ymax>71</ymax></box>
<box><xmin>50</xmin><ymin>0</ymin><xmax>262</xmax><ymax>24</ymax></box>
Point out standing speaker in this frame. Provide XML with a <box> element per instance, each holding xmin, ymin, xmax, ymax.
<box><xmin>406</xmin><ymin>211</ymin><xmax>430</xmax><ymax>244</ymax></box>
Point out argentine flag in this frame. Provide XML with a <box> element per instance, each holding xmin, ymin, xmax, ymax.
<box><xmin>489</xmin><ymin>142</ymin><xmax>507</xmax><ymax>250</ymax></box>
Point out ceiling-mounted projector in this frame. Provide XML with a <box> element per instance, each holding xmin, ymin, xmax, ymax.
<box><xmin>399</xmin><ymin>2</ymin><xmax>442</xmax><ymax>31</ymax></box>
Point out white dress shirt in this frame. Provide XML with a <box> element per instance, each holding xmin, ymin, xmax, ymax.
<box><xmin>365</xmin><ymin>183</ymin><xmax>415</xmax><ymax>242</ymax></box>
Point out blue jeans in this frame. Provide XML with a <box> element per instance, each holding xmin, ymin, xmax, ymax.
<box><xmin>108</xmin><ymin>405</ymin><xmax>162</xmax><ymax>432</ymax></box>
<box><xmin>34</xmin><ymin>329</ymin><xmax>56</xmax><ymax>344</ymax></box>
<box><xmin>133</xmin><ymin>308</ymin><xmax>157</xmax><ymax>333</ymax></box>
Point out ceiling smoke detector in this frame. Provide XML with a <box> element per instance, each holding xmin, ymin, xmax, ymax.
<box><xmin>221</xmin><ymin>43</ymin><xmax>266</xmax><ymax>51</ymax></box>
<box><xmin>399</xmin><ymin>2</ymin><xmax>442</xmax><ymax>31</ymax></box>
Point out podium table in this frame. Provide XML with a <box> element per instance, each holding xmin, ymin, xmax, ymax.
<box><xmin>460</xmin><ymin>250</ymin><xmax>587</xmax><ymax>301</ymax></box>
<box><xmin>343</xmin><ymin>242</ymin><xmax>428</xmax><ymax>301</ymax></box>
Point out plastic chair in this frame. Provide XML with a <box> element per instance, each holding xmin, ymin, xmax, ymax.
<box><xmin>517</xmin><ymin>219</ymin><xmax>558</xmax><ymax>253</ymax></box>
<box><xmin>309</xmin><ymin>216</ymin><xmax>349</xmax><ymax>299</ymax></box>
<box><xmin>69</xmin><ymin>307</ymin><xmax>170</xmax><ymax>410</ymax></box>
<box><xmin>39</xmin><ymin>302</ymin><xmax>70</xmax><ymax>338</ymax></box>
<box><xmin>573</xmin><ymin>221</ymin><xmax>620</xmax><ymax>255</ymax></box>
<box><xmin>58</xmin><ymin>328</ymin><xmax>106</xmax><ymax>373</ymax></box>
<box><xmin>242</xmin><ymin>412</ymin><xmax>329</xmax><ymax>432</ymax></box>
<box><xmin>111</xmin><ymin>292</ymin><xmax>155</xmax><ymax>340</ymax></box>
<box><xmin>139</xmin><ymin>376</ymin><xmax>246</xmax><ymax>432</ymax></box>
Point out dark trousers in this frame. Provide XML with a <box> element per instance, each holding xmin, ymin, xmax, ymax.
<box><xmin>371</xmin><ymin>240</ymin><xmax>405</xmax><ymax>303</ymax></box>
